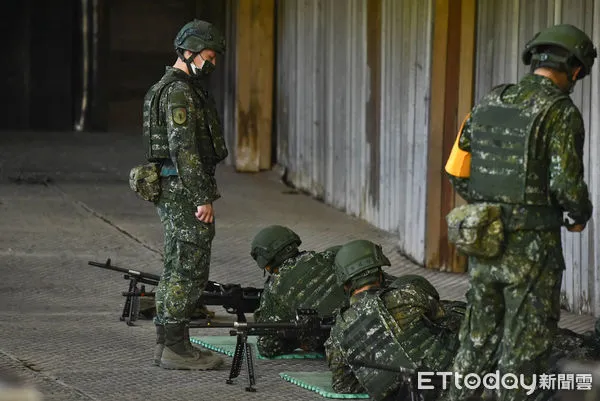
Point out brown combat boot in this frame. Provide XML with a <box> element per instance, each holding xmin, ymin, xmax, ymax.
<box><xmin>160</xmin><ymin>323</ymin><xmax>224</xmax><ymax>370</ymax></box>
<box><xmin>153</xmin><ymin>325</ymin><xmax>165</xmax><ymax>366</ymax></box>
<box><xmin>183</xmin><ymin>324</ymin><xmax>219</xmax><ymax>357</ymax></box>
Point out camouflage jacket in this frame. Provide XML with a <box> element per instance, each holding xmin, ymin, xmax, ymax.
<box><xmin>253</xmin><ymin>249</ymin><xmax>346</xmax><ymax>357</ymax></box>
<box><xmin>156</xmin><ymin>67</ymin><xmax>226</xmax><ymax>206</ymax></box>
<box><xmin>325</xmin><ymin>278</ymin><xmax>463</xmax><ymax>395</ymax></box>
<box><xmin>449</xmin><ymin>73</ymin><xmax>592</xmax><ymax>225</ymax></box>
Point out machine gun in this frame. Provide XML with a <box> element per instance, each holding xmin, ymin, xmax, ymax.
<box><xmin>191</xmin><ymin>308</ymin><xmax>334</xmax><ymax>392</ymax></box>
<box><xmin>88</xmin><ymin>258</ymin><xmax>262</xmax><ymax>326</ymax></box>
<box><xmin>351</xmin><ymin>359</ymin><xmax>451</xmax><ymax>401</ymax></box>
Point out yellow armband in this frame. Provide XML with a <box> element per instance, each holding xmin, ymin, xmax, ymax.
<box><xmin>445</xmin><ymin>113</ymin><xmax>471</xmax><ymax>178</ymax></box>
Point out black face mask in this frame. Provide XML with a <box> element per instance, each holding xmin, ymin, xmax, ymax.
<box><xmin>179</xmin><ymin>50</ymin><xmax>214</xmax><ymax>83</ymax></box>
<box><xmin>190</xmin><ymin>57</ymin><xmax>215</xmax><ymax>78</ymax></box>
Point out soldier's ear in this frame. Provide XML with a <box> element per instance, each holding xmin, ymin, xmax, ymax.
<box><xmin>572</xmin><ymin>66</ymin><xmax>582</xmax><ymax>80</ymax></box>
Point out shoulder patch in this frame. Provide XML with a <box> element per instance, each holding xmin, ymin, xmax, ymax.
<box><xmin>168</xmin><ymin>82</ymin><xmax>192</xmax><ymax>107</ymax></box>
<box><xmin>172</xmin><ymin>107</ymin><xmax>187</xmax><ymax>125</ymax></box>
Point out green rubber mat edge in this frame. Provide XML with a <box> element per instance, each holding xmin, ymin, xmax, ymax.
<box><xmin>279</xmin><ymin>372</ymin><xmax>370</xmax><ymax>399</ymax></box>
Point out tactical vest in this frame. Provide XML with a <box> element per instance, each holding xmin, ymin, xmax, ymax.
<box><xmin>469</xmin><ymin>84</ymin><xmax>568</xmax><ymax>206</ymax></box>
<box><xmin>334</xmin><ymin>293</ymin><xmax>418</xmax><ymax>401</ymax></box>
<box><xmin>388</xmin><ymin>275</ymin><xmax>439</xmax><ymax>301</ymax></box>
<box><xmin>142</xmin><ymin>71</ymin><xmax>228</xmax><ymax>164</ymax></box>
<box><xmin>383</xmin><ymin>282</ymin><xmax>459</xmax><ymax>372</ymax></box>
<box><xmin>274</xmin><ymin>253</ymin><xmax>346</xmax><ymax>318</ymax></box>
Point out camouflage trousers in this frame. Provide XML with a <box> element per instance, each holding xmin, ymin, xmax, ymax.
<box><xmin>448</xmin><ymin>229</ymin><xmax>564</xmax><ymax>401</ymax></box>
<box><xmin>153</xmin><ymin>177</ymin><xmax>215</xmax><ymax>325</ymax></box>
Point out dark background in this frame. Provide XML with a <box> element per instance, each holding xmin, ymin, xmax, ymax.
<box><xmin>0</xmin><ymin>0</ymin><xmax>227</xmax><ymax>134</ymax></box>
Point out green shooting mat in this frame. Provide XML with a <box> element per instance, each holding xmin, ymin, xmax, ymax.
<box><xmin>190</xmin><ymin>336</ymin><xmax>324</xmax><ymax>360</ymax></box>
<box><xmin>279</xmin><ymin>372</ymin><xmax>370</xmax><ymax>399</ymax></box>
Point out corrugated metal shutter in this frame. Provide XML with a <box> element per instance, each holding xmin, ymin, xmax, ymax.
<box><xmin>275</xmin><ymin>0</ymin><xmax>433</xmax><ymax>264</ymax></box>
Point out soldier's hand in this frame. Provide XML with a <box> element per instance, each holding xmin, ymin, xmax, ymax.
<box><xmin>195</xmin><ymin>204</ymin><xmax>214</xmax><ymax>223</ymax></box>
<box><xmin>567</xmin><ymin>223</ymin><xmax>585</xmax><ymax>232</ymax></box>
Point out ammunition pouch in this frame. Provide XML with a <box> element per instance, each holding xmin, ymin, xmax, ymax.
<box><xmin>129</xmin><ymin>163</ymin><xmax>162</xmax><ymax>203</ymax></box>
<box><xmin>446</xmin><ymin>203</ymin><xmax>505</xmax><ymax>259</ymax></box>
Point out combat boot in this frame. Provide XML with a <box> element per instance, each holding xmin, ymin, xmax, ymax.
<box><xmin>183</xmin><ymin>324</ymin><xmax>219</xmax><ymax>357</ymax></box>
<box><xmin>160</xmin><ymin>323</ymin><xmax>224</xmax><ymax>370</ymax></box>
<box><xmin>153</xmin><ymin>325</ymin><xmax>165</xmax><ymax>366</ymax></box>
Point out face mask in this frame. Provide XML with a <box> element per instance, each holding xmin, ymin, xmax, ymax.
<box><xmin>191</xmin><ymin>57</ymin><xmax>215</xmax><ymax>77</ymax></box>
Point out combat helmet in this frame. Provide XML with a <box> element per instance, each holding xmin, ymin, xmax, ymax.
<box><xmin>250</xmin><ymin>225</ymin><xmax>302</xmax><ymax>271</ymax></box>
<box><xmin>522</xmin><ymin>24</ymin><xmax>597</xmax><ymax>80</ymax></box>
<box><xmin>174</xmin><ymin>19</ymin><xmax>226</xmax><ymax>54</ymax></box>
<box><xmin>334</xmin><ymin>240</ymin><xmax>391</xmax><ymax>288</ymax></box>
<box><xmin>174</xmin><ymin>19</ymin><xmax>225</xmax><ymax>78</ymax></box>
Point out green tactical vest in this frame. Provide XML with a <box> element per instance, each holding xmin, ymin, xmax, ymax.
<box><xmin>469</xmin><ymin>84</ymin><xmax>568</xmax><ymax>206</ymax></box>
<box><xmin>275</xmin><ymin>252</ymin><xmax>346</xmax><ymax>317</ymax></box>
<box><xmin>382</xmin><ymin>282</ymin><xmax>460</xmax><ymax>373</ymax></box>
<box><xmin>389</xmin><ymin>275</ymin><xmax>439</xmax><ymax>301</ymax></box>
<box><xmin>334</xmin><ymin>293</ymin><xmax>418</xmax><ymax>401</ymax></box>
<box><xmin>142</xmin><ymin>70</ymin><xmax>228</xmax><ymax>164</ymax></box>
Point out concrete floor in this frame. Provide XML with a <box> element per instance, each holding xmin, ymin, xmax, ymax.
<box><xmin>0</xmin><ymin>131</ymin><xmax>596</xmax><ymax>400</ymax></box>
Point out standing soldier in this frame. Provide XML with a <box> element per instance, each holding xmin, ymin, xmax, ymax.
<box><xmin>131</xmin><ymin>19</ymin><xmax>229</xmax><ymax>370</ymax></box>
<box><xmin>444</xmin><ymin>24</ymin><xmax>596</xmax><ymax>400</ymax></box>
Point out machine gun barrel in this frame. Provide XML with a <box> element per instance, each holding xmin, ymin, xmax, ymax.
<box><xmin>189</xmin><ymin>321</ymin><xmax>333</xmax><ymax>330</ymax></box>
<box><xmin>88</xmin><ymin>259</ymin><xmax>161</xmax><ymax>283</ymax></box>
<box><xmin>352</xmin><ymin>360</ymin><xmax>416</xmax><ymax>374</ymax></box>
<box><xmin>352</xmin><ymin>359</ymin><xmax>445</xmax><ymax>401</ymax></box>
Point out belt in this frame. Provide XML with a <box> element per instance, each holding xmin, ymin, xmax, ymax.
<box><xmin>160</xmin><ymin>166</ymin><xmax>178</xmax><ymax>176</ymax></box>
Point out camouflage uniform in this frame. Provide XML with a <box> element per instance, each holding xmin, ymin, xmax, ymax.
<box><xmin>137</xmin><ymin>19</ymin><xmax>227</xmax><ymax>370</ymax></box>
<box><xmin>253</xmin><ymin>248</ymin><xmax>346</xmax><ymax>357</ymax></box>
<box><xmin>326</xmin><ymin>282</ymin><xmax>600</xmax><ymax>400</ymax></box>
<box><xmin>151</xmin><ymin>66</ymin><xmax>227</xmax><ymax>326</ymax></box>
<box><xmin>446</xmin><ymin>26</ymin><xmax>596</xmax><ymax>401</ymax></box>
<box><xmin>326</xmin><ymin>276</ymin><xmax>464</xmax><ymax>401</ymax></box>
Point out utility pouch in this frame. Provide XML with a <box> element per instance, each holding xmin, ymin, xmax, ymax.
<box><xmin>446</xmin><ymin>203</ymin><xmax>505</xmax><ymax>259</ymax></box>
<box><xmin>129</xmin><ymin>163</ymin><xmax>162</xmax><ymax>203</ymax></box>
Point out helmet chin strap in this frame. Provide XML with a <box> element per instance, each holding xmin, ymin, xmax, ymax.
<box><xmin>176</xmin><ymin>49</ymin><xmax>200</xmax><ymax>76</ymax></box>
<box><xmin>565</xmin><ymin>73</ymin><xmax>576</xmax><ymax>93</ymax></box>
